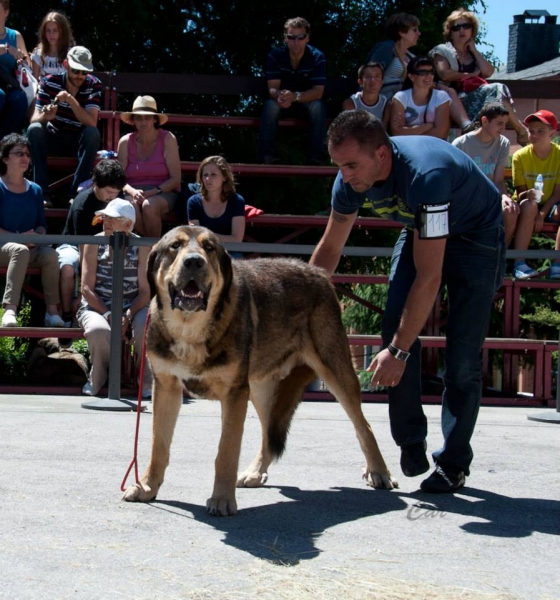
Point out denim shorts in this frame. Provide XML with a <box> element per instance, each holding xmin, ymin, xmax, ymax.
<box><xmin>56</xmin><ymin>244</ymin><xmax>80</xmax><ymax>271</ymax></box>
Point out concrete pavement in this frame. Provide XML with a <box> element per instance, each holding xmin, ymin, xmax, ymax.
<box><xmin>0</xmin><ymin>394</ymin><xmax>558</xmax><ymax>600</ymax></box>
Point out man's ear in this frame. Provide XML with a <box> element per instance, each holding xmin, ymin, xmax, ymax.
<box><xmin>63</xmin><ymin>59</ymin><xmax>68</xmax><ymax>70</ymax></box>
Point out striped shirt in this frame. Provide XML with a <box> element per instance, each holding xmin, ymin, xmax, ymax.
<box><xmin>36</xmin><ymin>72</ymin><xmax>103</xmax><ymax>134</ymax></box>
<box><xmin>80</xmin><ymin>233</ymin><xmax>141</xmax><ymax>313</ymax></box>
<box><xmin>266</xmin><ymin>45</ymin><xmax>326</xmax><ymax>91</ymax></box>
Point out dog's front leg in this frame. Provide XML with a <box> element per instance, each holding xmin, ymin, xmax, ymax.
<box><xmin>207</xmin><ymin>391</ymin><xmax>248</xmax><ymax>516</ymax></box>
<box><xmin>123</xmin><ymin>373</ymin><xmax>183</xmax><ymax>502</ymax></box>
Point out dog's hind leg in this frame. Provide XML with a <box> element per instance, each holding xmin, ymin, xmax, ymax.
<box><xmin>238</xmin><ymin>365</ymin><xmax>315</xmax><ymax>488</ymax></box>
<box><xmin>123</xmin><ymin>372</ymin><xmax>183</xmax><ymax>502</ymax></box>
<box><xmin>311</xmin><ymin>332</ymin><xmax>398</xmax><ymax>490</ymax></box>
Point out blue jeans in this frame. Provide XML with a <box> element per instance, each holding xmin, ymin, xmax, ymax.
<box><xmin>258</xmin><ymin>98</ymin><xmax>326</xmax><ymax>160</ymax></box>
<box><xmin>27</xmin><ymin>122</ymin><xmax>100</xmax><ymax>198</ymax></box>
<box><xmin>0</xmin><ymin>88</ymin><xmax>28</xmax><ymax>137</ymax></box>
<box><xmin>382</xmin><ymin>226</ymin><xmax>506</xmax><ymax>475</ymax></box>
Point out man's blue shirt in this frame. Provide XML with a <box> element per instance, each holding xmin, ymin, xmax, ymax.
<box><xmin>266</xmin><ymin>45</ymin><xmax>326</xmax><ymax>91</ymax></box>
<box><xmin>332</xmin><ymin>136</ymin><xmax>503</xmax><ymax>236</ymax></box>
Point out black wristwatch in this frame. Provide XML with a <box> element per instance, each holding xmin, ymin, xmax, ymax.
<box><xmin>387</xmin><ymin>343</ymin><xmax>410</xmax><ymax>362</ymax></box>
<box><xmin>156</xmin><ymin>186</ymin><xmax>163</xmax><ymax>195</ymax></box>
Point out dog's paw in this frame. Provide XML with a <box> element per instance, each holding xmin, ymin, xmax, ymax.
<box><xmin>206</xmin><ymin>495</ymin><xmax>238</xmax><ymax>516</ymax></box>
<box><xmin>236</xmin><ymin>470</ymin><xmax>268</xmax><ymax>488</ymax></box>
<box><xmin>363</xmin><ymin>467</ymin><xmax>399</xmax><ymax>490</ymax></box>
<box><xmin>122</xmin><ymin>482</ymin><xmax>158</xmax><ymax>502</ymax></box>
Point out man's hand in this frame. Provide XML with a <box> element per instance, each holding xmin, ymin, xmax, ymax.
<box><xmin>277</xmin><ymin>89</ymin><xmax>293</xmax><ymax>108</ymax></box>
<box><xmin>534</xmin><ymin>212</ymin><xmax>545</xmax><ymax>234</ymax></box>
<box><xmin>22</xmin><ymin>228</ymin><xmax>38</xmax><ymax>248</ymax></box>
<box><xmin>367</xmin><ymin>348</ymin><xmax>407</xmax><ymax>388</ymax></box>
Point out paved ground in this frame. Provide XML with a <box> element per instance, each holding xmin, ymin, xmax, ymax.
<box><xmin>0</xmin><ymin>393</ymin><xmax>558</xmax><ymax>600</ymax></box>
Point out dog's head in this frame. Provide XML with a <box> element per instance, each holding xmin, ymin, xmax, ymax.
<box><xmin>147</xmin><ymin>226</ymin><xmax>233</xmax><ymax>314</ymax></box>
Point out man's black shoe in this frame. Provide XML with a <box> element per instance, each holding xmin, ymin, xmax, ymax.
<box><xmin>420</xmin><ymin>465</ymin><xmax>466</xmax><ymax>493</ymax></box>
<box><xmin>400</xmin><ymin>441</ymin><xmax>429</xmax><ymax>477</ymax></box>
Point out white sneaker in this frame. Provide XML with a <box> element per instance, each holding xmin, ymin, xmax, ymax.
<box><xmin>1</xmin><ymin>310</ymin><xmax>17</xmax><ymax>327</ymax></box>
<box><xmin>44</xmin><ymin>312</ymin><xmax>65</xmax><ymax>327</ymax></box>
<box><xmin>82</xmin><ymin>381</ymin><xmax>94</xmax><ymax>396</ymax></box>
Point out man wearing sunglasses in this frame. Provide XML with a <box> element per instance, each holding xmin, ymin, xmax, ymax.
<box><xmin>258</xmin><ymin>16</ymin><xmax>326</xmax><ymax>166</ymax></box>
<box><xmin>27</xmin><ymin>46</ymin><xmax>102</xmax><ymax>206</ymax></box>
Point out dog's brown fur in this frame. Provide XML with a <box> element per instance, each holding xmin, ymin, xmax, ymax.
<box><xmin>123</xmin><ymin>226</ymin><xmax>397</xmax><ymax>515</ymax></box>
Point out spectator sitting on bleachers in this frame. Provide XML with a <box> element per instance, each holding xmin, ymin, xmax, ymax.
<box><xmin>117</xmin><ymin>95</ymin><xmax>181</xmax><ymax>239</ymax></box>
<box><xmin>27</xmin><ymin>45</ymin><xmax>102</xmax><ymax>207</ymax></box>
<box><xmin>31</xmin><ymin>11</ymin><xmax>75</xmax><ymax>81</ymax></box>
<box><xmin>78</xmin><ymin>198</ymin><xmax>151</xmax><ymax>397</ymax></box>
<box><xmin>452</xmin><ymin>102</ymin><xmax>519</xmax><ymax>245</ymax></box>
<box><xmin>510</xmin><ymin>110</ymin><xmax>560</xmax><ymax>279</ymax></box>
<box><xmin>0</xmin><ymin>0</ymin><xmax>31</xmax><ymax>138</ymax></box>
<box><xmin>257</xmin><ymin>16</ymin><xmax>326</xmax><ymax>166</ymax></box>
<box><xmin>0</xmin><ymin>133</ymin><xmax>64</xmax><ymax>328</ymax></box>
<box><xmin>429</xmin><ymin>8</ymin><xmax>529</xmax><ymax>145</ymax></box>
<box><xmin>390</xmin><ymin>57</ymin><xmax>451</xmax><ymax>140</ymax></box>
<box><xmin>187</xmin><ymin>156</ymin><xmax>245</xmax><ymax>259</ymax></box>
<box><xmin>342</xmin><ymin>62</ymin><xmax>391</xmax><ymax>130</ymax></box>
<box><xmin>57</xmin><ymin>159</ymin><xmax>127</xmax><ymax>327</ymax></box>
<box><xmin>366</xmin><ymin>12</ymin><xmax>420</xmax><ymax>101</ymax></box>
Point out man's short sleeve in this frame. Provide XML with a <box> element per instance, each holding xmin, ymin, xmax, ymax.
<box><xmin>82</xmin><ymin>76</ymin><xmax>103</xmax><ymax>111</ymax></box>
<box><xmin>309</xmin><ymin>47</ymin><xmax>326</xmax><ymax>87</ymax></box>
<box><xmin>266</xmin><ymin>48</ymin><xmax>282</xmax><ymax>81</ymax></box>
<box><xmin>331</xmin><ymin>172</ymin><xmax>363</xmax><ymax>215</ymax></box>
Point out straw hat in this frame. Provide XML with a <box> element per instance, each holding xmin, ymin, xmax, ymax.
<box><xmin>120</xmin><ymin>95</ymin><xmax>168</xmax><ymax>126</ymax></box>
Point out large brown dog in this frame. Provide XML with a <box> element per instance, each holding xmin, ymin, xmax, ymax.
<box><xmin>123</xmin><ymin>226</ymin><xmax>397</xmax><ymax>514</ymax></box>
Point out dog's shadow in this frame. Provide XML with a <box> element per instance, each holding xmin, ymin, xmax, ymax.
<box><xmin>154</xmin><ymin>486</ymin><xmax>410</xmax><ymax>564</ymax></box>
<box><xmin>152</xmin><ymin>485</ymin><xmax>559</xmax><ymax>564</ymax></box>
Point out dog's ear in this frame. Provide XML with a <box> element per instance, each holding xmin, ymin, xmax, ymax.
<box><xmin>147</xmin><ymin>245</ymin><xmax>160</xmax><ymax>302</ymax></box>
<box><xmin>220</xmin><ymin>247</ymin><xmax>233</xmax><ymax>297</ymax></box>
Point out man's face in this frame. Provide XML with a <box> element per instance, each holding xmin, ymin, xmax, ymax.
<box><xmin>329</xmin><ymin>138</ymin><xmax>386</xmax><ymax>193</ymax></box>
<box><xmin>94</xmin><ymin>185</ymin><xmax>121</xmax><ymax>203</ymax></box>
<box><xmin>527</xmin><ymin>120</ymin><xmax>555</xmax><ymax>147</ymax></box>
<box><xmin>359</xmin><ymin>67</ymin><xmax>383</xmax><ymax>95</ymax></box>
<box><xmin>482</xmin><ymin>115</ymin><xmax>508</xmax><ymax>139</ymax></box>
<box><xmin>66</xmin><ymin>65</ymin><xmax>88</xmax><ymax>88</ymax></box>
<box><xmin>285</xmin><ymin>27</ymin><xmax>308</xmax><ymax>53</ymax></box>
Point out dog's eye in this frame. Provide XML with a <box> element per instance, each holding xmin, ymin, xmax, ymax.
<box><xmin>171</xmin><ymin>241</ymin><xmax>181</xmax><ymax>250</ymax></box>
<box><xmin>202</xmin><ymin>243</ymin><xmax>214</xmax><ymax>253</ymax></box>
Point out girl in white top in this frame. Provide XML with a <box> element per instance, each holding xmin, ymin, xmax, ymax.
<box><xmin>31</xmin><ymin>11</ymin><xmax>75</xmax><ymax>80</ymax></box>
<box><xmin>342</xmin><ymin>62</ymin><xmax>391</xmax><ymax>130</ymax></box>
<box><xmin>391</xmin><ymin>56</ymin><xmax>451</xmax><ymax>140</ymax></box>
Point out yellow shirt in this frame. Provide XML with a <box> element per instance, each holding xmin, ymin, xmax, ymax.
<box><xmin>511</xmin><ymin>142</ymin><xmax>560</xmax><ymax>203</ymax></box>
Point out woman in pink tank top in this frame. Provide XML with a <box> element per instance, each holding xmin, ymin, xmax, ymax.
<box><xmin>117</xmin><ymin>96</ymin><xmax>181</xmax><ymax>238</ymax></box>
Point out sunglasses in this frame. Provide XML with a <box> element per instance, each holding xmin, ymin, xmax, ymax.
<box><xmin>70</xmin><ymin>68</ymin><xmax>88</xmax><ymax>75</ymax></box>
<box><xmin>450</xmin><ymin>22</ymin><xmax>473</xmax><ymax>32</ymax></box>
<box><xmin>412</xmin><ymin>69</ymin><xmax>435</xmax><ymax>76</ymax></box>
<box><xmin>285</xmin><ymin>33</ymin><xmax>307</xmax><ymax>41</ymax></box>
<box><xmin>9</xmin><ymin>151</ymin><xmax>31</xmax><ymax>158</ymax></box>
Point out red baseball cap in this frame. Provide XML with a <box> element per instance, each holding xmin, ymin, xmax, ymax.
<box><xmin>523</xmin><ymin>110</ymin><xmax>558</xmax><ymax>130</ymax></box>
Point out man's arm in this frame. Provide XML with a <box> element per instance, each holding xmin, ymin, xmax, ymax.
<box><xmin>369</xmin><ymin>231</ymin><xmax>445</xmax><ymax>387</ymax></box>
<box><xmin>309</xmin><ymin>209</ymin><xmax>358</xmax><ymax>275</ymax></box>
<box><xmin>267</xmin><ymin>78</ymin><xmax>282</xmax><ymax>101</ymax></box>
<box><xmin>56</xmin><ymin>91</ymin><xmax>99</xmax><ymax>128</ymax></box>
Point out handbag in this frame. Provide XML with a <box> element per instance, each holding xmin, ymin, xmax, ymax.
<box><xmin>16</xmin><ymin>64</ymin><xmax>39</xmax><ymax>106</ymax></box>
<box><xmin>457</xmin><ymin>76</ymin><xmax>487</xmax><ymax>94</ymax></box>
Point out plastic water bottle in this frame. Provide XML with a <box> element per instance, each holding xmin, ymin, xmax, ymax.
<box><xmin>96</xmin><ymin>150</ymin><xmax>117</xmax><ymax>159</ymax></box>
<box><xmin>534</xmin><ymin>174</ymin><xmax>544</xmax><ymax>203</ymax></box>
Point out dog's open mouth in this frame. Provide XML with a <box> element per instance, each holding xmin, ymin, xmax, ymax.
<box><xmin>170</xmin><ymin>280</ymin><xmax>208</xmax><ymax>312</ymax></box>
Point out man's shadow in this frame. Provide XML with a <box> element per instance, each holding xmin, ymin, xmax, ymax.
<box><xmin>418</xmin><ymin>487</ymin><xmax>560</xmax><ymax>538</ymax></box>
<box><xmin>153</xmin><ymin>484</ymin><xmax>559</xmax><ymax>564</ymax></box>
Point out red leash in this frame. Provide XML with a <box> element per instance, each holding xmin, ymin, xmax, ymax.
<box><xmin>120</xmin><ymin>309</ymin><xmax>151</xmax><ymax>492</ymax></box>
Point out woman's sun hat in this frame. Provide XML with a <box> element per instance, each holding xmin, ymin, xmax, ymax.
<box><xmin>120</xmin><ymin>95</ymin><xmax>168</xmax><ymax>126</ymax></box>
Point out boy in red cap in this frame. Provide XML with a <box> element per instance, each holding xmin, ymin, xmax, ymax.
<box><xmin>511</xmin><ymin>110</ymin><xmax>560</xmax><ymax>278</ymax></box>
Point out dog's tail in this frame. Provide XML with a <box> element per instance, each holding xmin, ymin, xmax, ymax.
<box><xmin>267</xmin><ymin>365</ymin><xmax>317</xmax><ymax>458</ymax></box>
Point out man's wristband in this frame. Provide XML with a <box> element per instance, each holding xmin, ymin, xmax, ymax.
<box><xmin>295</xmin><ymin>91</ymin><xmax>301</xmax><ymax>102</ymax></box>
<box><xmin>387</xmin><ymin>343</ymin><xmax>410</xmax><ymax>362</ymax></box>
<box><xmin>102</xmin><ymin>310</ymin><xmax>111</xmax><ymax>321</ymax></box>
